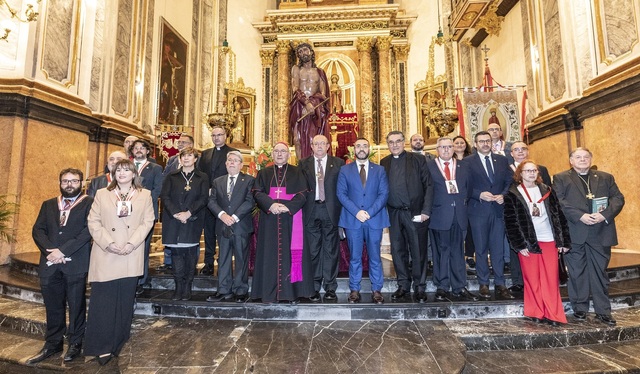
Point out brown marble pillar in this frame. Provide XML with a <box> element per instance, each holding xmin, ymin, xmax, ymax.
<box><xmin>357</xmin><ymin>37</ymin><xmax>374</xmax><ymax>142</ymax></box>
<box><xmin>275</xmin><ymin>40</ymin><xmax>291</xmax><ymax>143</ymax></box>
<box><xmin>393</xmin><ymin>44</ymin><xmax>410</xmax><ymax>136</ymax></box>
<box><xmin>377</xmin><ymin>36</ymin><xmax>393</xmax><ymax>138</ymax></box>
<box><xmin>260</xmin><ymin>49</ymin><xmax>276</xmax><ymax>144</ymax></box>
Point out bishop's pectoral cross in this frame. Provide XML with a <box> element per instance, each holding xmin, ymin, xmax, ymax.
<box><xmin>274</xmin><ymin>187</ymin><xmax>283</xmax><ymax>199</ymax></box>
<box><xmin>586</xmin><ymin>193</ymin><xmax>594</xmax><ymax>199</ymax></box>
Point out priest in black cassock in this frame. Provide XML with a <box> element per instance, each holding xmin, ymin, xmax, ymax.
<box><xmin>251</xmin><ymin>142</ymin><xmax>314</xmax><ymax>303</ymax></box>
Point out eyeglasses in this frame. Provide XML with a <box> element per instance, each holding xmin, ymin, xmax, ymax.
<box><xmin>522</xmin><ymin>169</ymin><xmax>538</xmax><ymax>173</ymax></box>
<box><xmin>437</xmin><ymin>145</ymin><xmax>453</xmax><ymax>150</ymax></box>
<box><xmin>61</xmin><ymin>179</ymin><xmax>81</xmax><ymax>185</ymax></box>
<box><xmin>513</xmin><ymin>147</ymin><xmax>528</xmax><ymax>152</ymax></box>
<box><xmin>476</xmin><ymin>140</ymin><xmax>492</xmax><ymax>144</ymax></box>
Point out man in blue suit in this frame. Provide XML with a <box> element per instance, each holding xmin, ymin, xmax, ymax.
<box><xmin>466</xmin><ymin>131</ymin><xmax>514</xmax><ymax>300</ymax></box>
<box><xmin>427</xmin><ymin>137</ymin><xmax>479</xmax><ymax>302</ymax></box>
<box><xmin>337</xmin><ymin>138</ymin><xmax>390</xmax><ymax>304</ymax></box>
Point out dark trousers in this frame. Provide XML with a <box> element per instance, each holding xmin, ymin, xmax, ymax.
<box><xmin>216</xmin><ymin>232</ymin><xmax>250</xmax><ymax>295</ymax></box>
<box><xmin>305</xmin><ymin>203</ymin><xmax>340</xmax><ymax>293</ymax></box>
<box><xmin>510</xmin><ymin>246</ymin><xmax>523</xmax><ymax>286</ymax></box>
<box><xmin>40</xmin><ymin>271</ymin><xmax>87</xmax><ymax>348</ymax></box>
<box><xmin>464</xmin><ymin>228</ymin><xmax>475</xmax><ymax>258</ymax></box>
<box><xmin>203</xmin><ymin>209</ymin><xmax>217</xmax><ymax>266</ymax></box>
<box><xmin>415</xmin><ymin>219</ymin><xmax>431</xmax><ymax>265</ymax></box>
<box><xmin>171</xmin><ymin>245</ymin><xmax>199</xmax><ymax>291</ymax></box>
<box><xmin>388</xmin><ymin>208</ymin><xmax>426</xmax><ymax>291</ymax></box>
<box><xmin>469</xmin><ymin>213</ymin><xmax>506</xmax><ymax>286</ymax></box>
<box><xmin>566</xmin><ymin>231</ymin><xmax>612</xmax><ymax>315</ymax></box>
<box><xmin>84</xmin><ymin>277</ymin><xmax>137</xmax><ymax>357</ymax></box>
<box><xmin>431</xmin><ymin>221</ymin><xmax>467</xmax><ymax>293</ymax></box>
<box><xmin>138</xmin><ymin>228</ymin><xmax>153</xmax><ymax>286</ymax></box>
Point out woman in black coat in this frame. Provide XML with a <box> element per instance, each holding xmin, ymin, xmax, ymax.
<box><xmin>504</xmin><ymin>160</ymin><xmax>571</xmax><ymax>326</ymax></box>
<box><xmin>160</xmin><ymin>147</ymin><xmax>209</xmax><ymax>300</ymax></box>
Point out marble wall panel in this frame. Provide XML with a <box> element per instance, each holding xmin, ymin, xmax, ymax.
<box><xmin>601</xmin><ymin>0</ymin><xmax>637</xmax><ymax>58</ymax></box>
<box><xmin>458</xmin><ymin>43</ymin><xmax>473</xmax><ymax>87</ymax></box>
<box><xmin>111</xmin><ymin>0</ymin><xmax>133</xmax><ymax>115</ymax></box>
<box><xmin>521</xmin><ymin>0</ymin><xmax>539</xmax><ymax>119</ymax></box>
<box><xmin>142</xmin><ymin>0</ymin><xmax>154</xmax><ymax>133</ymax></box>
<box><xmin>89</xmin><ymin>0</ymin><xmax>105</xmax><ymax>111</ymax></box>
<box><xmin>42</xmin><ymin>0</ymin><xmax>75</xmax><ymax>83</ymax></box>
<box><xmin>542</xmin><ymin>0</ymin><xmax>566</xmax><ymax>101</ymax></box>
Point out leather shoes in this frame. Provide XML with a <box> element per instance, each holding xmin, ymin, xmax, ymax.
<box><xmin>415</xmin><ymin>291</ymin><xmax>428</xmax><ymax>303</ymax></box>
<box><xmin>495</xmin><ymin>285</ymin><xmax>515</xmax><ymax>300</ymax></box>
<box><xmin>478</xmin><ymin>285</ymin><xmax>491</xmax><ymax>300</ymax></box>
<box><xmin>371</xmin><ymin>290</ymin><xmax>384</xmax><ymax>304</ymax></box>
<box><xmin>235</xmin><ymin>293</ymin><xmax>248</xmax><ymax>303</ymax></box>
<box><xmin>63</xmin><ymin>344</ymin><xmax>82</xmax><ymax>362</ymax></box>
<box><xmin>528</xmin><ymin>317</ymin><xmax>543</xmax><ymax>323</ymax></box>
<box><xmin>96</xmin><ymin>354</ymin><xmax>113</xmax><ymax>366</ymax></box>
<box><xmin>543</xmin><ymin>318</ymin><xmax>561</xmax><ymax>327</ymax></box>
<box><xmin>452</xmin><ymin>288</ymin><xmax>479</xmax><ymax>302</ymax></box>
<box><xmin>509</xmin><ymin>284</ymin><xmax>524</xmax><ymax>293</ymax></box>
<box><xmin>206</xmin><ymin>292</ymin><xmax>233</xmax><ymax>302</ymax></box>
<box><xmin>26</xmin><ymin>345</ymin><xmax>63</xmax><ymax>364</ymax></box>
<box><xmin>596</xmin><ymin>314</ymin><xmax>616</xmax><ymax>326</ymax></box>
<box><xmin>309</xmin><ymin>291</ymin><xmax>321</xmax><ymax>303</ymax></box>
<box><xmin>200</xmin><ymin>264</ymin><xmax>214</xmax><ymax>276</ymax></box>
<box><xmin>135</xmin><ymin>285</ymin><xmax>144</xmax><ymax>296</ymax></box>
<box><xmin>348</xmin><ymin>290</ymin><xmax>360</xmax><ymax>303</ymax></box>
<box><xmin>324</xmin><ymin>290</ymin><xmax>337</xmax><ymax>300</ymax></box>
<box><xmin>156</xmin><ymin>264</ymin><xmax>172</xmax><ymax>272</ymax></box>
<box><xmin>391</xmin><ymin>287</ymin><xmax>409</xmax><ymax>301</ymax></box>
<box><xmin>574</xmin><ymin>311</ymin><xmax>587</xmax><ymax>320</ymax></box>
<box><xmin>435</xmin><ymin>289</ymin><xmax>449</xmax><ymax>302</ymax></box>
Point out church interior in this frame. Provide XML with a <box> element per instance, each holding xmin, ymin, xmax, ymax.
<box><xmin>1</xmin><ymin>0</ymin><xmax>640</xmax><ymax>372</ymax></box>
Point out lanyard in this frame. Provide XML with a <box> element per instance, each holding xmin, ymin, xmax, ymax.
<box><xmin>519</xmin><ymin>184</ymin><xmax>551</xmax><ymax>203</ymax></box>
<box><xmin>436</xmin><ymin>158</ymin><xmax>456</xmax><ymax>181</ymax></box>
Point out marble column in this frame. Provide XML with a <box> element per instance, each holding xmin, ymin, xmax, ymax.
<box><xmin>377</xmin><ymin>36</ymin><xmax>393</xmax><ymax>138</ymax></box>
<box><xmin>275</xmin><ymin>40</ymin><xmax>291</xmax><ymax>143</ymax></box>
<box><xmin>357</xmin><ymin>37</ymin><xmax>374</xmax><ymax>141</ymax></box>
<box><xmin>260</xmin><ymin>49</ymin><xmax>276</xmax><ymax>144</ymax></box>
<box><xmin>393</xmin><ymin>44</ymin><xmax>410</xmax><ymax>136</ymax></box>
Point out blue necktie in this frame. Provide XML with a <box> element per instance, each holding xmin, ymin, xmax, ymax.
<box><xmin>484</xmin><ymin>155</ymin><xmax>494</xmax><ymax>183</ymax></box>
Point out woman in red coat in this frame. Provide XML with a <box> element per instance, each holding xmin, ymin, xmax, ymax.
<box><xmin>504</xmin><ymin>160</ymin><xmax>571</xmax><ymax>326</ymax></box>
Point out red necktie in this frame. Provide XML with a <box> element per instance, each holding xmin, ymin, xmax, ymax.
<box><xmin>444</xmin><ymin>162</ymin><xmax>451</xmax><ymax>180</ymax></box>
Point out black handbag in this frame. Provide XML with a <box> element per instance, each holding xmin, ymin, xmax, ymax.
<box><xmin>558</xmin><ymin>251</ymin><xmax>569</xmax><ymax>285</ymax></box>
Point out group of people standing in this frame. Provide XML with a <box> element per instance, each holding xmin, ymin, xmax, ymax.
<box><xmin>27</xmin><ymin>123</ymin><xmax>624</xmax><ymax>367</ymax></box>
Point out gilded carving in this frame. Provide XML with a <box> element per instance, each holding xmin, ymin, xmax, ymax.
<box><xmin>278</xmin><ymin>21</ymin><xmax>388</xmax><ymax>34</ymax></box>
<box><xmin>377</xmin><ymin>35</ymin><xmax>393</xmax><ymax>50</ymax></box>
<box><xmin>475</xmin><ymin>3</ymin><xmax>504</xmax><ymax>36</ymax></box>
<box><xmin>314</xmin><ymin>41</ymin><xmax>354</xmax><ymax>48</ymax></box>
<box><xmin>276</xmin><ymin>39</ymin><xmax>291</xmax><ymax>54</ymax></box>
<box><xmin>356</xmin><ymin>37</ymin><xmax>373</xmax><ymax>52</ymax></box>
<box><xmin>260</xmin><ymin>50</ymin><xmax>275</xmax><ymax>66</ymax></box>
<box><xmin>393</xmin><ymin>44</ymin><xmax>410</xmax><ymax>61</ymax></box>
<box><xmin>390</xmin><ymin>30</ymin><xmax>406</xmax><ymax>38</ymax></box>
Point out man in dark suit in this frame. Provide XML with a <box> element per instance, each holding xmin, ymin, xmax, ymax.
<box><xmin>381</xmin><ymin>131</ymin><xmax>433</xmax><ymax>302</ymax></box>
<box><xmin>410</xmin><ymin>133</ymin><xmax>436</xmax><ymax>160</ymax></box>
<box><xmin>410</xmin><ymin>133</ymin><xmax>436</xmax><ymax>276</ymax></box>
<box><xmin>300</xmin><ymin>134</ymin><xmax>345</xmax><ymax>302</ymax></box>
<box><xmin>487</xmin><ymin>123</ymin><xmax>513</xmax><ymax>164</ymax></box>
<box><xmin>88</xmin><ymin>150</ymin><xmax>126</xmax><ymax>197</ymax></box>
<box><xmin>466</xmin><ymin>131</ymin><xmax>514</xmax><ymax>300</ymax></box>
<box><xmin>131</xmin><ymin>139</ymin><xmax>164</xmax><ymax>294</ymax></box>
<box><xmin>197</xmin><ymin>125</ymin><xmax>237</xmax><ymax>275</ymax></box>
<box><xmin>206</xmin><ymin>151</ymin><xmax>255</xmax><ymax>303</ymax></box>
<box><xmin>553</xmin><ymin>147</ymin><xmax>625</xmax><ymax>325</ymax></box>
<box><xmin>337</xmin><ymin>138</ymin><xmax>390</xmax><ymax>304</ymax></box>
<box><xmin>29</xmin><ymin>168</ymin><xmax>93</xmax><ymax>364</ymax></box>
<box><xmin>427</xmin><ymin>137</ymin><xmax>479</xmax><ymax>302</ymax></box>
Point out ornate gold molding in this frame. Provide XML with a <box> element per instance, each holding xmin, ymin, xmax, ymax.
<box><xmin>377</xmin><ymin>35</ymin><xmax>392</xmax><ymax>51</ymax></box>
<box><xmin>475</xmin><ymin>3</ymin><xmax>504</xmax><ymax>36</ymax></box>
<box><xmin>393</xmin><ymin>44</ymin><xmax>410</xmax><ymax>61</ymax></box>
<box><xmin>260</xmin><ymin>50</ymin><xmax>275</xmax><ymax>66</ymax></box>
<box><xmin>275</xmin><ymin>39</ymin><xmax>291</xmax><ymax>54</ymax></box>
<box><xmin>356</xmin><ymin>37</ymin><xmax>374</xmax><ymax>52</ymax></box>
<box><xmin>278</xmin><ymin>21</ymin><xmax>388</xmax><ymax>34</ymax></box>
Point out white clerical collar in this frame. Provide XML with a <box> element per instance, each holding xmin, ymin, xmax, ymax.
<box><xmin>412</xmin><ymin>150</ymin><xmax>423</xmax><ymax>154</ymax></box>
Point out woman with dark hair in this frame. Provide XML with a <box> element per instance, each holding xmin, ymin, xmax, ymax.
<box><xmin>84</xmin><ymin>159</ymin><xmax>155</xmax><ymax>365</ymax></box>
<box><xmin>503</xmin><ymin>160</ymin><xmax>571</xmax><ymax>326</ymax></box>
<box><xmin>452</xmin><ymin>135</ymin><xmax>472</xmax><ymax>160</ymax></box>
<box><xmin>160</xmin><ymin>147</ymin><xmax>209</xmax><ymax>300</ymax></box>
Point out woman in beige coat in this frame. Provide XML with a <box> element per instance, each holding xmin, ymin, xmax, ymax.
<box><xmin>84</xmin><ymin>159</ymin><xmax>155</xmax><ymax>365</ymax></box>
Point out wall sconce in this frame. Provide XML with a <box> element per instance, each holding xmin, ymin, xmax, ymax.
<box><xmin>0</xmin><ymin>0</ymin><xmax>41</xmax><ymax>42</ymax></box>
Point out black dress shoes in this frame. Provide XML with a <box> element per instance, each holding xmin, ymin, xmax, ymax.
<box><xmin>543</xmin><ymin>318</ymin><xmax>561</xmax><ymax>327</ymax></box>
<box><xmin>478</xmin><ymin>284</ymin><xmax>491</xmax><ymax>300</ymax></box>
<box><xmin>156</xmin><ymin>264</ymin><xmax>172</xmax><ymax>272</ymax></box>
<box><xmin>596</xmin><ymin>314</ymin><xmax>617</xmax><ymax>326</ymax></box>
<box><xmin>435</xmin><ymin>289</ymin><xmax>449</xmax><ymax>302</ymax></box>
<box><xmin>309</xmin><ymin>291</ymin><xmax>321</xmax><ymax>303</ymax></box>
<box><xmin>235</xmin><ymin>293</ymin><xmax>248</xmax><ymax>303</ymax></box>
<box><xmin>96</xmin><ymin>354</ymin><xmax>113</xmax><ymax>366</ymax></box>
<box><xmin>371</xmin><ymin>291</ymin><xmax>384</xmax><ymax>305</ymax></box>
<box><xmin>528</xmin><ymin>317</ymin><xmax>543</xmax><ymax>323</ymax></box>
<box><xmin>573</xmin><ymin>311</ymin><xmax>587</xmax><ymax>320</ymax></box>
<box><xmin>415</xmin><ymin>291</ymin><xmax>428</xmax><ymax>303</ymax></box>
<box><xmin>495</xmin><ymin>285</ymin><xmax>515</xmax><ymax>300</ymax></box>
<box><xmin>509</xmin><ymin>284</ymin><xmax>524</xmax><ymax>293</ymax></box>
<box><xmin>200</xmin><ymin>264</ymin><xmax>214</xmax><ymax>276</ymax></box>
<box><xmin>63</xmin><ymin>344</ymin><xmax>82</xmax><ymax>362</ymax></box>
<box><xmin>26</xmin><ymin>345</ymin><xmax>63</xmax><ymax>364</ymax></box>
<box><xmin>135</xmin><ymin>285</ymin><xmax>144</xmax><ymax>296</ymax></box>
<box><xmin>452</xmin><ymin>288</ymin><xmax>479</xmax><ymax>302</ymax></box>
<box><xmin>391</xmin><ymin>287</ymin><xmax>410</xmax><ymax>301</ymax></box>
<box><xmin>348</xmin><ymin>290</ymin><xmax>361</xmax><ymax>303</ymax></box>
<box><xmin>324</xmin><ymin>290</ymin><xmax>337</xmax><ymax>300</ymax></box>
<box><xmin>206</xmin><ymin>292</ymin><xmax>234</xmax><ymax>302</ymax></box>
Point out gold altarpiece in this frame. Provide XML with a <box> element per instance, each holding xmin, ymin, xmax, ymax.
<box><xmin>253</xmin><ymin>3</ymin><xmax>416</xmax><ymax>148</ymax></box>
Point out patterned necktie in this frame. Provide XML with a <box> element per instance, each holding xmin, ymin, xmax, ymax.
<box><xmin>60</xmin><ymin>199</ymin><xmax>71</xmax><ymax>227</ymax></box>
<box><xmin>359</xmin><ymin>164</ymin><xmax>366</xmax><ymax>188</ymax></box>
<box><xmin>135</xmin><ymin>162</ymin><xmax>141</xmax><ymax>171</ymax></box>
<box><xmin>228</xmin><ymin>176</ymin><xmax>235</xmax><ymax>199</ymax></box>
<box><xmin>484</xmin><ymin>155</ymin><xmax>495</xmax><ymax>183</ymax></box>
<box><xmin>444</xmin><ymin>161</ymin><xmax>451</xmax><ymax>180</ymax></box>
<box><xmin>317</xmin><ymin>158</ymin><xmax>325</xmax><ymax>201</ymax></box>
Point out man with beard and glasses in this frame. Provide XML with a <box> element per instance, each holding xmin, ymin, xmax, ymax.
<box><xmin>28</xmin><ymin>168</ymin><xmax>93</xmax><ymax>364</ymax></box>
<box><xmin>289</xmin><ymin>42</ymin><xmax>330</xmax><ymax>159</ymax></box>
<box><xmin>337</xmin><ymin>138</ymin><xmax>390</xmax><ymax>304</ymax></box>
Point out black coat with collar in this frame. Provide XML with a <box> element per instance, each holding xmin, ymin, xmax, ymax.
<box><xmin>299</xmin><ymin>155</ymin><xmax>345</xmax><ymax>226</ymax></box>
<box><xmin>208</xmin><ymin>172</ymin><xmax>256</xmax><ymax>235</ymax></box>
<box><xmin>503</xmin><ymin>183</ymin><xmax>571</xmax><ymax>254</ymax></box>
<box><xmin>160</xmin><ymin>169</ymin><xmax>210</xmax><ymax>244</ymax></box>
<box><xmin>197</xmin><ymin>144</ymin><xmax>238</xmax><ymax>185</ymax></box>
<box><xmin>380</xmin><ymin>151</ymin><xmax>433</xmax><ymax>217</ymax></box>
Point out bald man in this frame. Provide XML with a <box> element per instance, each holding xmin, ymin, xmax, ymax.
<box><xmin>88</xmin><ymin>151</ymin><xmax>127</xmax><ymax>197</ymax></box>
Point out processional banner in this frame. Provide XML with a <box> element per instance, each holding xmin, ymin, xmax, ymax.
<box><xmin>460</xmin><ymin>89</ymin><xmax>523</xmax><ymax>143</ymax></box>
<box><xmin>160</xmin><ymin>131</ymin><xmax>182</xmax><ymax>162</ymax></box>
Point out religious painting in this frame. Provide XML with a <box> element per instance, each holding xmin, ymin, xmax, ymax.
<box><xmin>416</xmin><ymin>80</ymin><xmax>452</xmax><ymax>143</ymax></box>
<box><xmin>461</xmin><ymin>89</ymin><xmax>522</xmax><ymax>142</ymax></box>
<box><xmin>157</xmin><ymin>18</ymin><xmax>188</xmax><ymax>128</ymax></box>
<box><xmin>225</xmin><ymin>85</ymin><xmax>255</xmax><ymax>148</ymax></box>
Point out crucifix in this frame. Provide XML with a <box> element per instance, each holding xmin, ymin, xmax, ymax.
<box><xmin>481</xmin><ymin>44</ymin><xmax>490</xmax><ymax>63</ymax></box>
<box><xmin>274</xmin><ymin>188</ymin><xmax>282</xmax><ymax>199</ymax></box>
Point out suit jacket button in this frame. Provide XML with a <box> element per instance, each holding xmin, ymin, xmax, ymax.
<box><xmin>112</xmin><ymin>228</ymin><xmax>116</xmax><ymax>231</ymax></box>
<box><xmin>127</xmin><ymin>226</ymin><xmax>130</xmax><ymax>229</ymax></box>
<box><xmin>58</xmin><ymin>231</ymin><xmax>63</xmax><ymax>235</ymax></box>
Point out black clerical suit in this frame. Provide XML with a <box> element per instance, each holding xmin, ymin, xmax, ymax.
<box><xmin>300</xmin><ymin>154</ymin><xmax>345</xmax><ymax>295</ymax></box>
<box><xmin>381</xmin><ymin>151</ymin><xmax>433</xmax><ymax>293</ymax></box>
<box><xmin>197</xmin><ymin>144</ymin><xmax>237</xmax><ymax>270</ymax></box>
<box><xmin>32</xmin><ymin>194</ymin><xmax>93</xmax><ymax>350</ymax></box>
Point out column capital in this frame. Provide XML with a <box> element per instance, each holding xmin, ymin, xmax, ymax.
<box><xmin>393</xmin><ymin>44</ymin><xmax>410</xmax><ymax>61</ymax></box>
<box><xmin>260</xmin><ymin>50</ymin><xmax>275</xmax><ymax>66</ymax></box>
<box><xmin>356</xmin><ymin>37</ymin><xmax>374</xmax><ymax>53</ymax></box>
<box><xmin>275</xmin><ymin>40</ymin><xmax>291</xmax><ymax>54</ymax></box>
<box><xmin>377</xmin><ymin>35</ymin><xmax>393</xmax><ymax>51</ymax></box>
